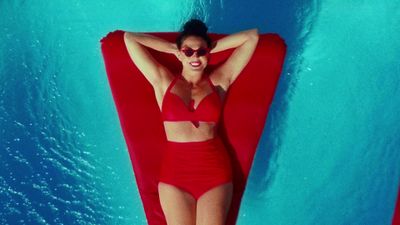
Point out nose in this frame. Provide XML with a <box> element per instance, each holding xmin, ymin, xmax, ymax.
<box><xmin>189</xmin><ymin>54</ymin><xmax>199</xmax><ymax>60</ymax></box>
<box><xmin>190</xmin><ymin>51</ymin><xmax>200</xmax><ymax>58</ymax></box>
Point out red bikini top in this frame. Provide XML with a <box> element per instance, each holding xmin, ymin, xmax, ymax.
<box><xmin>161</xmin><ymin>74</ymin><xmax>222</xmax><ymax>128</ymax></box>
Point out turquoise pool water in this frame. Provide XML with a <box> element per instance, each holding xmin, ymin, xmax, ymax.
<box><xmin>1</xmin><ymin>1</ymin><xmax>399</xmax><ymax>224</ymax></box>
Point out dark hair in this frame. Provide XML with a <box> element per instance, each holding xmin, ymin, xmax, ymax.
<box><xmin>176</xmin><ymin>19</ymin><xmax>212</xmax><ymax>49</ymax></box>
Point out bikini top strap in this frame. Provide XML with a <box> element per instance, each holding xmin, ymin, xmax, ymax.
<box><xmin>206</xmin><ymin>75</ymin><xmax>217</xmax><ymax>92</ymax></box>
<box><xmin>166</xmin><ymin>75</ymin><xmax>180</xmax><ymax>94</ymax></box>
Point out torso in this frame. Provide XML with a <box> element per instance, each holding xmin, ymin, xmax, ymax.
<box><xmin>154</xmin><ymin>72</ymin><xmax>227</xmax><ymax>142</ymax></box>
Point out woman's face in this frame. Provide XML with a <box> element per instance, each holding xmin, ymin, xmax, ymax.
<box><xmin>177</xmin><ymin>36</ymin><xmax>210</xmax><ymax>72</ymax></box>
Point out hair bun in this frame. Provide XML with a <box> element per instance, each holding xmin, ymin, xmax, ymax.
<box><xmin>176</xmin><ymin>19</ymin><xmax>212</xmax><ymax>49</ymax></box>
<box><xmin>183</xmin><ymin>19</ymin><xmax>208</xmax><ymax>35</ymax></box>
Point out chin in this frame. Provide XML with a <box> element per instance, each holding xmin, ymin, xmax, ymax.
<box><xmin>191</xmin><ymin>67</ymin><xmax>204</xmax><ymax>71</ymax></box>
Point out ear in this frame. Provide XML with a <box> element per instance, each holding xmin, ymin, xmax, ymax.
<box><xmin>172</xmin><ymin>43</ymin><xmax>182</xmax><ymax>61</ymax></box>
<box><xmin>176</xmin><ymin>51</ymin><xmax>183</xmax><ymax>62</ymax></box>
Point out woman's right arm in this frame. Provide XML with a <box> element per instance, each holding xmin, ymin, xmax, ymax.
<box><xmin>123</xmin><ymin>32</ymin><xmax>178</xmax><ymax>86</ymax></box>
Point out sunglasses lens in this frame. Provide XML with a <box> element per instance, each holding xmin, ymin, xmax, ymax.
<box><xmin>197</xmin><ymin>48</ymin><xmax>208</xmax><ymax>56</ymax></box>
<box><xmin>182</xmin><ymin>49</ymin><xmax>194</xmax><ymax>57</ymax></box>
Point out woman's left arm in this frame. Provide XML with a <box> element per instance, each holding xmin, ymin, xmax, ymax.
<box><xmin>210</xmin><ymin>28</ymin><xmax>259</xmax><ymax>89</ymax></box>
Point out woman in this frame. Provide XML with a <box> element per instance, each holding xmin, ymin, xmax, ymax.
<box><xmin>123</xmin><ymin>19</ymin><xmax>258</xmax><ymax>225</ymax></box>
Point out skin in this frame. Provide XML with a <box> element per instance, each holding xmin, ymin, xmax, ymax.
<box><xmin>124</xmin><ymin>28</ymin><xmax>259</xmax><ymax>225</ymax></box>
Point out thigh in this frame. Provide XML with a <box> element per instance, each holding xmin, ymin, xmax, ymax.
<box><xmin>158</xmin><ymin>182</ymin><xmax>196</xmax><ymax>225</ymax></box>
<box><xmin>196</xmin><ymin>182</ymin><xmax>233</xmax><ymax>225</ymax></box>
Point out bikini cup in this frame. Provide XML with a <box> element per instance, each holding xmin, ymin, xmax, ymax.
<box><xmin>161</xmin><ymin>75</ymin><xmax>222</xmax><ymax>127</ymax></box>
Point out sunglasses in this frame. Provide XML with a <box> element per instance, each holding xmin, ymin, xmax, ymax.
<box><xmin>180</xmin><ymin>47</ymin><xmax>210</xmax><ymax>57</ymax></box>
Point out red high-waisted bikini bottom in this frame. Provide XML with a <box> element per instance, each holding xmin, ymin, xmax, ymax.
<box><xmin>158</xmin><ymin>136</ymin><xmax>233</xmax><ymax>200</ymax></box>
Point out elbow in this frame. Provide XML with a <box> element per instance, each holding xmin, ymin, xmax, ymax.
<box><xmin>124</xmin><ymin>31</ymin><xmax>133</xmax><ymax>42</ymax></box>
<box><xmin>124</xmin><ymin>31</ymin><xmax>140</xmax><ymax>42</ymax></box>
<box><xmin>247</xmin><ymin>28</ymin><xmax>259</xmax><ymax>41</ymax></box>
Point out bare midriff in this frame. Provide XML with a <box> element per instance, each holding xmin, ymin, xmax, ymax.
<box><xmin>163</xmin><ymin>121</ymin><xmax>217</xmax><ymax>142</ymax></box>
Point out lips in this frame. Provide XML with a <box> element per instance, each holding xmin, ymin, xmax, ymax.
<box><xmin>189</xmin><ymin>61</ymin><xmax>201</xmax><ymax>67</ymax></box>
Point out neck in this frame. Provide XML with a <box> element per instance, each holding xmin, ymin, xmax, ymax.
<box><xmin>181</xmin><ymin>69</ymin><xmax>204</xmax><ymax>85</ymax></box>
